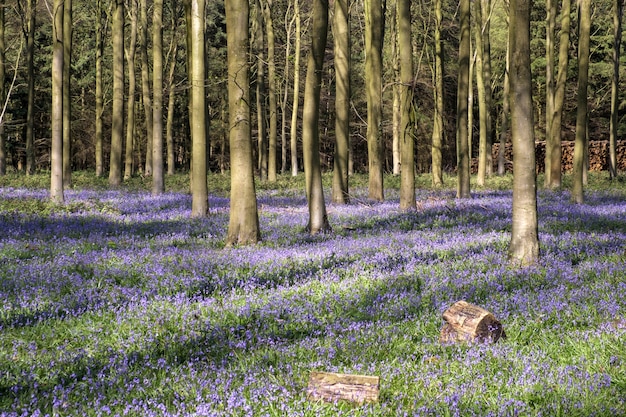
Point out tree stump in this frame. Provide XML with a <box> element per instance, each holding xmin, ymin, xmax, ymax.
<box><xmin>439</xmin><ymin>300</ymin><xmax>505</xmax><ymax>343</ymax></box>
<box><xmin>306</xmin><ymin>371</ymin><xmax>380</xmax><ymax>405</ymax></box>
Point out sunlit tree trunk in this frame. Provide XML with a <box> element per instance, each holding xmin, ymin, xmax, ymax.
<box><xmin>95</xmin><ymin>0</ymin><xmax>104</xmax><ymax>177</ymax></box>
<box><xmin>124</xmin><ymin>0</ymin><xmax>138</xmax><ymax>180</ymax></box>
<box><xmin>51</xmin><ymin>0</ymin><xmax>64</xmax><ymax>203</ymax></box>
<box><xmin>290</xmin><ymin>0</ymin><xmax>301</xmax><ymax>176</ymax></box>
<box><xmin>140</xmin><ymin>0</ymin><xmax>153</xmax><ymax>176</ymax></box>
<box><xmin>189</xmin><ymin>0</ymin><xmax>208</xmax><ymax>216</ymax></box>
<box><xmin>303</xmin><ymin>0</ymin><xmax>331</xmax><ymax>234</ymax></box>
<box><xmin>457</xmin><ymin>0</ymin><xmax>471</xmax><ymax>198</ymax></box>
<box><xmin>509</xmin><ymin>0</ymin><xmax>539</xmax><ymax>265</ymax></box>
<box><xmin>109</xmin><ymin>0</ymin><xmax>124</xmax><ymax>187</ymax></box>
<box><xmin>0</xmin><ymin>0</ymin><xmax>5</xmax><ymax>175</ymax></box>
<box><xmin>364</xmin><ymin>0</ymin><xmax>384</xmax><ymax>201</ymax></box>
<box><xmin>399</xmin><ymin>0</ymin><xmax>415</xmax><ymax>210</ymax></box>
<box><xmin>475</xmin><ymin>0</ymin><xmax>488</xmax><ymax>186</ymax></box>
<box><xmin>546</xmin><ymin>0</ymin><xmax>571</xmax><ymax>188</ymax></box>
<box><xmin>432</xmin><ymin>0</ymin><xmax>444</xmax><ymax>186</ymax></box>
<box><xmin>225</xmin><ymin>0</ymin><xmax>260</xmax><ymax>245</ymax></box>
<box><xmin>609</xmin><ymin>0</ymin><xmax>623</xmax><ymax>179</ymax></box>
<box><xmin>281</xmin><ymin>5</ymin><xmax>295</xmax><ymax>174</ymax></box>
<box><xmin>332</xmin><ymin>0</ymin><xmax>350</xmax><ymax>204</ymax></box>
<box><xmin>25</xmin><ymin>0</ymin><xmax>35</xmax><ymax>175</ymax></box>
<box><xmin>63</xmin><ymin>0</ymin><xmax>73</xmax><ymax>188</ymax></box>
<box><xmin>572</xmin><ymin>0</ymin><xmax>590</xmax><ymax>204</ymax></box>
<box><xmin>152</xmin><ymin>0</ymin><xmax>165</xmax><ymax>195</ymax></box>
<box><xmin>263</xmin><ymin>0</ymin><xmax>278</xmax><ymax>182</ymax></box>
<box><xmin>390</xmin><ymin>3</ymin><xmax>400</xmax><ymax>176</ymax></box>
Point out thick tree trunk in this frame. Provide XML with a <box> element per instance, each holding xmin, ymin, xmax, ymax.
<box><xmin>109</xmin><ymin>0</ymin><xmax>125</xmax><ymax>187</ymax></box>
<box><xmin>398</xmin><ymin>0</ymin><xmax>415</xmax><ymax>210</ymax></box>
<box><xmin>509</xmin><ymin>0</ymin><xmax>539</xmax><ymax>265</ymax></box>
<box><xmin>124</xmin><ymin>0</ymin><xmax>138</xmax><ymax>180</ymax></box>
<box><xmin>572</xmin><ymin>0</ymin><xmax>590</xmax><ymax>204</ymax></box>
<box><xmin>364</xmin><ymin>0</ymin><xmax>384</xmax><ymax>202</ymax></box>
<box><xmin>51</xmin><ymin>0</ymin><xmax>64</xmax><ymax>203</ymax></box>
<box><xmin>456</xmin><ymin>0</ymin><xmax>471</xmax><ymax>198</ymax></box>
<box><xmin>332</xmin><ymin>0</ymin><xmax>350</xmax><ymax>204</ymax></box>
<box><xmin>189</xmin><ymin>0</ymin><xmax>208</xmax><ymax>217</ymax></box>
<box><xmin>302</xmin><ymin>0</ymin><xmax>331</xmax><ymax>234</ymax></box>
<box><xmin>225</xmin><ymin>0</ymin><xmax>260</xmax><ymax>245</ymax></box>
<box><xmin>152</xmin><ymin>0</ymin><xmax>165</xmax><ymax>195</ymax></box>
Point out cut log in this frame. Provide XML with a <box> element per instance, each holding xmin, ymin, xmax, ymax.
<box><xmin>440</xmin><ymin>300</ymin><xmax>505</xmax><ymax>343</ymax></box>
<box><xmin>307</xmin><ymin>371</ymin><xmax>380</xmax><ymax>405</ymax></box>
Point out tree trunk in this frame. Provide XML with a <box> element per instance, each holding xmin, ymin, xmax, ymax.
<box><xmin>190</xmin><ymin>0</ymin><xmax>208</xmax><ymax>217</ymax></box>
<box><xmin>140</xmin><ymin>0</ymin><xmax>153</xmax><ymax>176</ymax></box>
<box><xmin>166</xmin><ymin>19</ymin><xmax>178</xmax><ymax>176</ymax></box>
<box><xmin>263</xmin><ymin>0</ymin><xmax>278</xmax><ymax>182</ymax></box>
<box><xmin>302</xmin><ymin>0</ymin><xmax>331</xmax><ymax>234</ymax></box>
<box><xmin>0</xmin><ymin>0</ymin><xmax>5</xmax><ymax>175</ymax></box>
<box><xmin>254</xmin><ymin>1</ymin><xmax>267</xmax><ymax>181</ymax></box>
<box><xmin>432</xmin><ymin>0</ymin><xmax>444</xmax><ymax>186</ymax></box>
<box><xmin>63</xmin><ymin>0</ymin><xmax>73</xmax><ymax>188</ymax></box>
<box><xmin>125</xmin><ymin>0</ymin><xmax>138</xmax><ymax>180</ymax></box>
<box><xmin>475</xmin><ymin>0</ymin><xmax>488</xmax><ymax>187</ymax></box>
<box><xmin>456</xmin><ymin>0</ymin><xmax>471</xmax><ymax>198</ymax></box>
<box><xmin>109</xmin><ymin>0</ymin><xmax>124</xmax><ymax>187</ymax></box>
<box><xmin>290</xmin><ymin>0</ymin><xmax>301</xmax><ymax>177</ymax></box>
<box><xmin>545</xmin><ymin>0</ymin><xmax>556</xmax><ymax>185</ymax></box>
<box><xmin>332</xmin><ymin>0</ymin><xmax>350</xmax><ymax>204</ymax></box>
<box><xmin>51</xmin><ymin>0</ymin><xmax>64</xmax><ymax>203</ymax></box>
<box><xmin>225</xmin><ymin>0</ymin><xmax>260</xmax><ymax>245</ymax></box>
<box><xmin>498</xmin><ymin>22</ymin><xmax>510</xmax><ymax>176</ymax></box>
<box><xmin>390</xmin><ymin>3</ymin><xmax>400</xmax><ymax>176</ymax></box>
<box><xmin>365</xmin><ymin>0</ymin><xmax>384</xmax><ymax>202</ymax></box>
<box><xmin>509</xmin><ymin>0</ymin><xmax>539</xmax><ymax>265</ymax></box>
<box><xmin>546</xmin><ymin>0</ymin><xmax>571</xmax><ymax>188</ymax></box>
<box><xmin>572</xmin><ymin>0</ymin><xmax>590</xmax><ymax>204</ymax></box>
<box><xmin>152</xmin><ymin>0</ymin><xmax>165</xmax><ymax>195</ymax></box>
<box><xmin>399</xmin><ymin>0</ymin><xmax>415</xmax><ymax>210</ymax></box>
<box><xmin>95</xmin><ymin>0</ymin><xmax>104</xmax><ymax>177</ymax></box>
<box><xmin>25</xmin><ymin>0</ymin><xmax>35</xmax><ymax>175</ymax></box>
<box><xmin>281</xmin><ymin>5</ymin><xmax>295</xmax><ymax>174</ymax></box>
<box><xmin>609</xmin><ymin>0</ymin><xmax>623</xmax><ymax>179</ymax></box>
<box><xmin>482</xmin><ymin>0</ymin><xmax>493</xmax><ymax>177</ymax></box>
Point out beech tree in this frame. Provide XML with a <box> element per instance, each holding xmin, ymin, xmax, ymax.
<box><xmin>0</xmin><ymin>0</ymin><xmax>5</xmax><ymax>175</ymax></box>
<box><xmin>109</xmin><ymin>0</ymin><xmax>124</xmax><ymax>187</ymax></box>
<box><xmin>263</xmin><ymin>0</ymin><xmax>278</xmax><ymax>182</ymax></box>
<box><xmin>332</xmin><ymin>0</ymin><xmax>350</xmax><ymax>204</ymax></box>
<box><xmin>225</xmin><ymin>0</ymin><xmax>260</xmax><ymax>245</ymax></box>
<box><xmin>140</xmin><ymin>0</ymin><xmax>153</xmax><ymax>176</ymax></box>
<box><xmin>95</xmin><ymin>0</ymin><xmax>104</xmax><ymax>177</ymax></box>
<box><xmin>124</xmin><ymin>0</ymin><xmax>138</xmax><ymax>180</ymax></box>
<box><xmin>456</xmin><ymin>0</ymin><xmax>471</xmax><ymax>198</ymax></box>
<box><xmin>25</xmin><ymin>0</ymin><xmax>35</xmax><ymax>175</ymax></box>
<box><xmin>609</xmin><ymin>0</ymin><xmax>624</xmax><ymax>179</ymax></box>
<box><xmin>152</xmin><ymin>0</ymin><xmax>165</xmax><ymax>195</ymax></box>
<box><xmin>302</xmin><ymin>0</ymin><xmax>331</xmax><ymax>234</ymax></box>
<box><xmin>509</xmin><ymin>0</ymin><xmax>539</xmax><ymax>265</ymax></box>
<box><xmin>399</xmin><ymin>0</ymin><xmax>415</xmax><ymax>210</ymax></box>
<box><xmin>290</xmin><ymin>0</ymin><xmax>301</xmax><ymax>177</ymax></box>
<box><xmin>432</xmin><ymin>0</ymin><xmax>444</xmax><ymax>186</ymax></box>
<box><xmin>63</xmin><ymin>0</ymin><xmax>73</xmax><ymax>188</ymax></box>
<box><xmin>51</xmin><ymin>0</ymin><xmax>64</xmax><ymax>203</ymax></box>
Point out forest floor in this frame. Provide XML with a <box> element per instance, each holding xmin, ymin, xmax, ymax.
<box><xmin>0</xmin><ymin>171</ymin><xmax>625</xmax><ymax>416</ymax></box>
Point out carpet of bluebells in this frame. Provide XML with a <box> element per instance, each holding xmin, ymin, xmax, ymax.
<box><xmin>0</xmin><ymin>183</ymin><xmax>625</xmax><ymax>416</ymax></box>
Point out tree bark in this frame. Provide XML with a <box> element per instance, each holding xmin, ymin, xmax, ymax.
<box><xmin>475</xmin><ymin>0</ymin><xmax>488</xmax><ymax>187</ymax></box>
<box><xmin>125</xmin><ymin>0</ymin><xmax>138</xmax><ymax>180</ymax></box>
<box><xmin>545</xmin><ymin>0</ymin><xmax>557</xmax><ymax>185</ymax></box>
<box><xmin>509</xmin><ymin>0</ymin><xmax>539</xmax><ymax>265</ymax></box>
<box><xmin>95</xmin><ymin>0</ymin><xmax>104</xmax><ymax>177</ymax></box>
<box><xmin>152</xmin><ymin>0</ymin><xmax>165</xmax><ymax>195</ymax></box>
<box><xmin>302</xmin><ymin>0</ymin><xmax>331</xmax><ymax>234</ymax></box>
<box><xmin>498</xmin><ymin>22</ymin><xmax>510</xmax><ymax>176</ymax></box>
<box><xmin>609</xmin><ymin>0</ymin><xmax>623</xmax><ymax>179</ymax></box>
<box><xmin>263</xmin><ymin>0</ymin><xmax>278</xmax><ymax>182</ymax></box>
<box><xmin>140</xmin><ymin>0</ymin><xmax>153</xmax><ymax>176</ymax></box>
<box><xmin>63</xmin><ymin>0</ymin><xmax>73</xmax><ymax>188</ymax></box>
<box><xmin>432</xmin><ymin>0</ymin><xmax>444</xmax><ymax>186</ymax></box>
<box><xmin>0</xmin><ymin>0</ymin><xmax>5</xmax><ymax>175</ymax></box>
<box><xmin>572</xmin><ymin>0</ymin><xmax>590</xmax><ymax>204</ymax></box>
<box><xmin>254</xmin><ymin>0</ymin><xmax>267</xmax><ymax>181</ymax></box>
<box><xmin>25</xmin><ymin>0</ymin><xmax>35</xmax><ymax>175</ymax></box>
<box><xmin>456</xmin><ymin>0</ymin><xmax>471</xmax><ymax>198</ymax></box>
<box><xmin>190</xmin><ymin>0</ymin><xmax>208</xmax><ymax>217</ymax></box>
<box><xmin>290</xmin><ymin>0</ymin><xmax>301</xmax><ymax>177</ymax></box>
<box><xmin>225</xmin><ymin>0</ymin><xmax>260</xmax><ymax>245</ymax></box>
<box><xmin>398</xmin><ymin>0</ymin><xmax>415</xmax><ymax>210</ymax></box>
<box><xmin>364</xmin><ymin>0</ymin><xmax>385</xmax><ymax>201</ymax></box>
<box><xmin>166</xmin><ymin>6</ymin><xmax>179</xmax><ymax>176</ymax></box>
<box><xmin>332</xmin><ymin>0</ymin><xmax>350</xmax><ymax>204</ymax></box>
<box><xmin>51</xmin><ymin>0</ymin><xmax>64</xmax><ymax>203</ymax></box>
<box><xmin>109</xmin><ymin>0</ymin><xmax>124</xmax><ymax>187</ymax></box>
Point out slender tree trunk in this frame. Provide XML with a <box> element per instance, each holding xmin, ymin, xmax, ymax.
<box><xmin>63</xmin><ymin>0</ymin><xmax>73</xmax><ymax>187</ymax></box>
<box><xmin>475</xmin><ymin>0</ymin><xmax>488</xmax><ymax>186</ymax></box>
<box><xmin>545</xmin><ymin>0</ymin><xmax>556</xmax><ymax>185</ymax></box>
<box><xmin>457</xmin><ymin>0</ymin><xmax>471</xmax><ymax>198</ymax></box>
<box><xmin>254</xmin><ymin>1</ymin><xmax>267</xmax><ymax>180</ymax></box>
<box><xmin>225</xmin><ymin>0</ymin><xmax>260</xmax><ymax>245</ymax></box>
<box><xmin>152</xmin><ymin>0</ymin><xmax>165</xmax><ymax>195</ymax></box>
<box><xmin>281</xmin><ymin>5</ymin><xmax>295</xmax><ymax>174</ymax></box>
<box><xmin>498</xmin><ymin>23</ymin><xmax>511</xmax><ymax>176</ymax></box>
<box><xmin>546</xmin><ymin>0</ymin><xmax>571</xmax><ymax>188</ymax></box>
<box><xmin>364</xmin><ymin>0</ymin><xmax>385</xmax><ymax>201</ymax></box>
<box><xmin>25</xmin><ymin>0</ymin><xmax>35</xmax><ymax>175</ymax></box>
<box><xmin>0</xmin><ymin>0</ymin><xmax>5</xmax><ymax>176</ymax></box>
<box><xmin>125</xmin><ymin>0</ymin><xmax>138</xmax><ymax>180</ymax></box>
<box><xmin>482</xmin><ymin>0</ymin><xmax>493</xmax><ymax>177</ymax></box>
<box><xmin>140</xmin><ymin>0</ymin><xmax>153</xmax><ymax>176</ymax></box>
<box><xmin>509</xmin><ymin>0</ymin><xmax>539</xmax><ymax>265</ymax></box>
<box><xmin>399</xmin><ymin>0</ymin><xmax>415</xmax><ymax>210</ymax></box>
<box><xmin>290</xmin><ymin>0</ymin><xmax>301</xmax><ymax>177</ymax></box>
<box><xmin>572</xmin><ymin>0</ymin><xmax>590</xmax><ymax>204</ymax></box>
<box><xmin>332</xmin><ymin>0</ymin><xmax>350</xmax><ymax>204</ymax></box>
<box><xmin>95</xmin><ymin>0</ymin><xmax>104</xmax><ymax>177</ymax></box>
<box><xmin>303</xmin><ymin>0</ymin><xmax>331</xmax><ymax>234</ymax></box>
<box><xmin>166</xmin><ymin>34</ymin><xmax>178</xmax><ymax>176</ymax></box>
<box><xmin>609</xmin><ymin>0</ymin><xmax>623</xmax><ymax>179</ymax></box>
<box><xmin>190</xmin><ymin>0</ymin><xmax>208</xmax><ymax>216</ymax></box>
<box><xmin>390</xmin><ymin>3</ymin><xmax>401</xmax><ymax>176</ymax></box>
<box><xmin>51</xmin><ymin>0</ymin><xmax>64</xmax><ymax>203</ymax></box>
<box><xmin>432</xmin><ymin>0</ymin><xmax>444</xmax><ymax>186</ymax></box>
<box><xmin>109</xmin><ymin>0</ymin><xmax>124</xmax><ymax>187</ymax></box>
<box><xmin>263</xmin><ymin>0</ymin><xmax>278</xmax><ymax>182</ymax></box>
